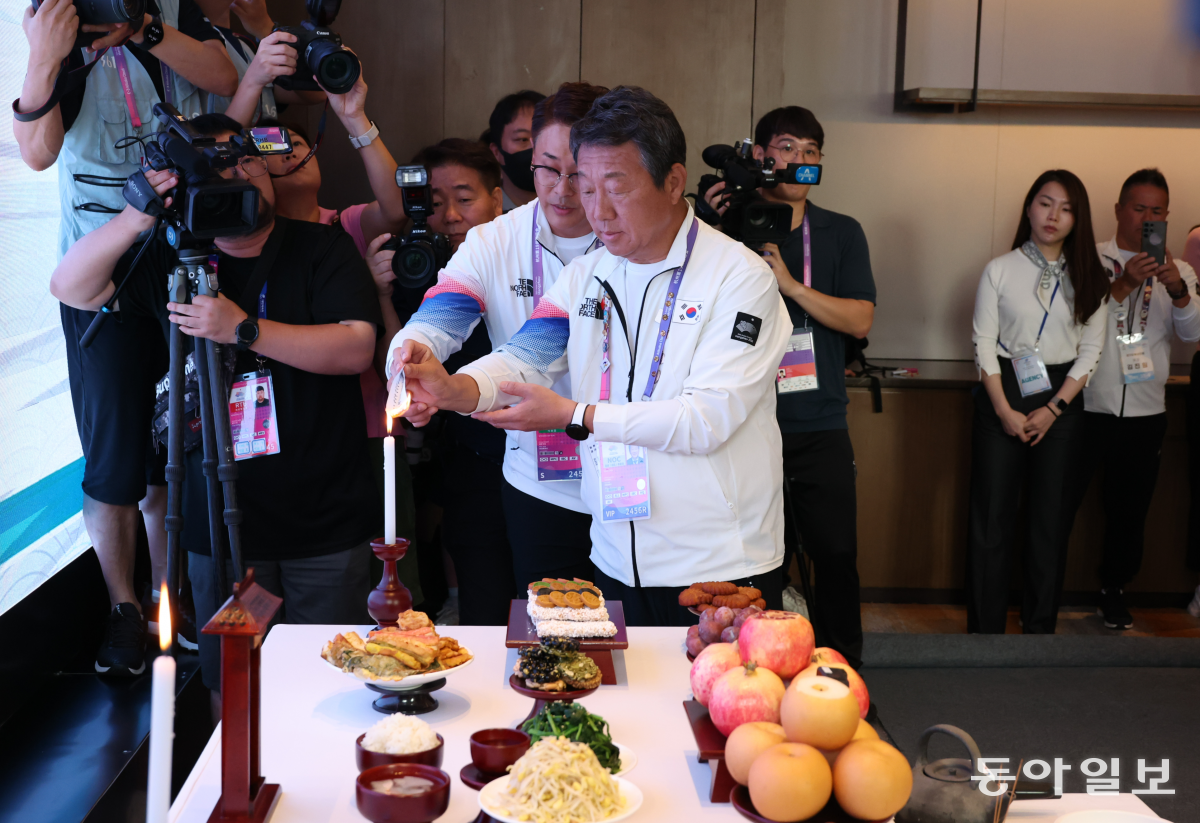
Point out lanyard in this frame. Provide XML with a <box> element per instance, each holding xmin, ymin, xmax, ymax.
<box><xmin>112</xmin><ymin>47</ymin><xmax>142</xmax><ymax>128</ymax></box>
<box><xmin>997</xmin><ymin>280</ymin><xmax>1059</xmax><ymax>354</ymax></box>
<box><xmin>531</xmin><ymin>202</ymin><xmax>544</xmax><ymax>302</ymax></box>
<box><xmin>160</xmin><ymin>64</ymin><xmax>174</xmax><ymax>107</ymax></box>
<box><xmin>599</xmin><ymin>296</ymin><xmax>612</xmax><ymax>401</ymax></box>
<box><xmin>641</xmin><ymin>217</ymin><xmax>699</xmax><ymax>401</ymax></box>
<box><xmin>208</xmin><ymin>252</ymin><xmax>269</xmax><ymax>319</ymax></box>
<box><xmin>801</xmin><ymin>211</ymin><xmax>812</xmax><ymax>288</ymax></box>
<box><xmin>1112</xmin><ymin>259</ymin><xmax>1152</xmax><ymax>338</ymax></box>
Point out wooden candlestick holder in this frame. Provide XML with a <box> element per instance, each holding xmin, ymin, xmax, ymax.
<box><xmin>368</xmin><ymin>538</ymin><xmax>412</xmax><ymax>627</ymax></box>
<box><xmin>201</xmin><ymin>569</ymin><xmax>283</xmax><ymax>823</ymax></box>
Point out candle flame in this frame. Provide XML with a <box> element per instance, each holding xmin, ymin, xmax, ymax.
<box><xmin>158</xmin><ymin>582</ymin><xmax>171</xmax><ymax>652</ymax></box>
<box><xmin>386</xmin><ymin>414</ymin><xmax>393</xmax><ymax>435</ymax></box>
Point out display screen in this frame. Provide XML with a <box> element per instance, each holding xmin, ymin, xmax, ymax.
<box><xmin>0</xmin><ymin>20</ymin><xmax>89</xmax><ymax>616</ymax></box>
<box><xmin>249</xmin><ymin>126</ymin><xmax>293</xmax><ymax>155</ymax></box>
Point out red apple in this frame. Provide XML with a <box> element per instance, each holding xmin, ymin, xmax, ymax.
<box><xmin>797</xmin><ymin>662</ymin><xmax>869</xmax><ymax>719</ymax></box>
<box><xmin>709</xmin><ymin>661</ymin><xmax>786</xmax><ymax>737</ymax></box>
<box><xmin>810</xmin><ymin>647</ymin><xmax>848</xmax><ymax>667</ymax></box>
<box><xmin>738</xmin><ymin>610</ymin><xmax>815</xmax><ymax>679</ymax></box>
<box><xmin>689</xmin><ymin>642</ymin><xmax>742</xmax><ymax>707</ymax></box>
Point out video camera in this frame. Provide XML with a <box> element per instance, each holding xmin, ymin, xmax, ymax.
<box><xmin>383</xmin><ymin>165</ymin><xmax>452</xmax><ymax>291</ymax></box>
<box><xmin>122</xmin><ymin>103</ymin><xmax>291</xmax><ymax>238</ymax></box>
<box><xmin>695</xmin><ymin>139</ymin><xmax>822</xmax><ymax>245</ymax></box>
<box><xmin>273</xmin><ymin>0</ymin><xmax>360</xmax><ymax>95</ymax></box>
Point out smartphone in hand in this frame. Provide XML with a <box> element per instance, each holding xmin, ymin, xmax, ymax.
<box><xmin>1142</xmin><ymin>220</ymin><xmax>1167</xmax><ymax>266</ymax></box>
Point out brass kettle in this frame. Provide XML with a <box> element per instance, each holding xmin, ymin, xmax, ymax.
<box><xmin>895</xmin><ymin>724</ymin><xmax>1051</xmax><ymax>823</ymax></box>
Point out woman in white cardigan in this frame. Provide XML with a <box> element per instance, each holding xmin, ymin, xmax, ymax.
<box><xmin>967</xmin><ymin>169</ymin><xmax>1109</xmax><ymax>634</ymax></box>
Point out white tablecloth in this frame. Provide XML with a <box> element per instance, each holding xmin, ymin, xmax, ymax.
<box><xmin>169</xmin><ymin>624</ymin><xmax>1160</xmax><ymax>823</ymax></box>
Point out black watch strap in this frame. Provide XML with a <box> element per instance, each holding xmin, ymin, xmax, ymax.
<box><xmin>235</xmin><ymin>318</ymin><xmax>259</xmax><ymax>351</ymax></box>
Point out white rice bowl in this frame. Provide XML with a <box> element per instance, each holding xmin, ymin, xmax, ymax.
<box><xmin>360</xmin><ymin>713</ymin><xmax>440</xmax><ymax>754</ymax></box>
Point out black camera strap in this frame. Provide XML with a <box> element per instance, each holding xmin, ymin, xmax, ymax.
<box><xmin>11</xmin><ymin>48</ymin><xmax>110</xmax><ymax>123</ymax></box>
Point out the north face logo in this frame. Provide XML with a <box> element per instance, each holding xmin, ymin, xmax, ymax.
<box><xmin>511</xmin><ymin>279</ymin><xmax>534</xmax><ymax>297</ymax></box>
<box><xmin>579</xmin><ymin>298</ymin><xmax>603</xmax><ymax>319</ymax></box>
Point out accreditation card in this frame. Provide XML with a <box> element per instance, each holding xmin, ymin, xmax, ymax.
<box><xmin>1010</xmin><ymin>347</ymin><xmax>1052</xmax><ymax>397</ymax></box>
<box><xmin>777</xmin><ymin>328</ymin><xmax>818</xmax><ymax>393</ymax></box>
<box><xmin>229</xmin><ymin>370</ymin><xmax>281</xmax><ymax>460</ymax></box>
<box><xmin>536</xmin><ymin>430</ymin><xmax>583</xmax><ymax>481</ymax></box>
<box><xmin>597</xmin><ymin>441</ymin><xmax>651</xmax><ymax>522</ymax></box>
<box><xmin>1117</xmin><ymin>333</ymin><xmax>1155</xmax><ymax>384</ymax></box>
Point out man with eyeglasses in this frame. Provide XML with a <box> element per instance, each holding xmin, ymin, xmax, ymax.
<box><xmin>384</xmin><ymin>82</ymin><xmax>609</xmax><ymax>613</ymax></box>
<box><xmin>50</xmin><ymin>113</ymin><xmax>384</xmax><ymax>702</ymax></box>
<box><xmin>704</xmin><ymin>106</ymin><xmax>875</xmax><ymax>668</ymax></box>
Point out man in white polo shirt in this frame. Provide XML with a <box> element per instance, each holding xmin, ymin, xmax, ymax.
<box><xmin>1079</xmin><ymin>168</ymin><xmax>1200</xmax><ymax>630</ymax></box>
<box><xmin>396</xmin><ymin>86</ymin><xmax>791</xmax><ymax>626</ymax></box>
<box><xmin>387</xmin><ymin>82</ymin><xmax>609</xmax><ymax>598</ymax></box>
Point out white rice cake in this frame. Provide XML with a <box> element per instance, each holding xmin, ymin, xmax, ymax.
<box><xmin>527</xmin><ymin>599</ymin><xmax>610</xmax><ymax>624</ymax></box>
<box><xmin>534</xmin><ymin>619</ymin><xmax>618</xmax><ymax>639</ymax></box>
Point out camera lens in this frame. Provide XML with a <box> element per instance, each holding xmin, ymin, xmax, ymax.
<box><xmin>76</xmin><ymin>0</ymin><xmax>146</xmax><ymax>25</ymax></box>
<box><xmin>392</xmin><ymin>241</ymin><xmax>436</xmax><ymax>290</ymax></box>
<box><xmin>308</xmin><ymin>40</ymin><xmax>360</xmax><ymax>94</ymax></box>
<box><xmin>746</xmin><ymin>210</ymin><xmax>770</xmax><ymax>229</ymax></box>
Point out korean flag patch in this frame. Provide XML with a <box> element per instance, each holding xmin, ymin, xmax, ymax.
<box><xmin>675</xmin><ymin>300</ymin><xmax>703</xmax><ymax>325</ymax></box>
<box><xmin>731</xmin><ymin>312</ymin><xmax>762</xmax><ymax>346</ymax></box>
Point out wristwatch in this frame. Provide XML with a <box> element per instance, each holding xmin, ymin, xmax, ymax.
<box><xmin>1167</xmin><ymin>283</ymin><xmax>1189</xmax><ymax>301</ymax></box>
<box><xmin>1049</xmin><ymin>397</ymin><xmax>1068</xmax><ymax>415</ymax></box>
<box><xmin>132</xmin><ymin>14</ymin><xmax>164</xmax><ymax>49</ymax></box>
<box><xmin>235</xmin><ymin>318</ymin><xmax>259</xmax><ymax>351</ymax></box>
<box><xmin>348</xmin><ymin>121</ymin><xmax>379</xmax><ymax>150</ymax></box>
<box><xmin>565</xmin><ymin>402</ymin><xmax>591</xmax><ymax>441</ymax></box>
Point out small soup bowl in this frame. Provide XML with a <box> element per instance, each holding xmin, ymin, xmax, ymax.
<box><xmin>356</xmin><ymin>732</ymin><xmax>445</xmax><ymax>772</ymax></box>
<box><xmin>355</xmin><ymin>763</ymin><xmax>450</xmax><ymax>823</ymax></box>
<box><xmin>469</xmin><ymin>728</ymin><xmax>531</xmax><ymax>775</ymax></box>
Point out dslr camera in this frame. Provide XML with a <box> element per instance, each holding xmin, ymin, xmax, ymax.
<box><xmin>31</xmin><ymin>0</ymin><xmax>147</xmax><ymax>48</ymax></box>
<box><xmin>695</xmin><ymin>138</ymin><xmax>822</xmax><ymax>245</ymax></box>
<box><xmin>273</xmin><ymin>0</ymin><xmax>360</xmax><ymax>95</ymax></box>
<box><xmin>122</xmin><ymin>103</ymin><xmax>290</xmax><ymax>238</ymax></box>
<box><xmin>383</xmin><ymin>166</ymin><xmax>452</xmax><ymax>291</ymax></box>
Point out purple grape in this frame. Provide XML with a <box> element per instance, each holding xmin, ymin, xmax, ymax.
<box><xmin>720</xmin><ymin>625</ymin><xmax>739</xmax><ymax>644</ymax></box>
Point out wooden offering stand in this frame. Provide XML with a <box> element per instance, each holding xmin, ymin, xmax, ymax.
<box><xmin>365</xmin><ymin>678</ymin><xmax>447</xmax><ymax>715</ymax></box>
<box><xmin>202</xmin><ymin>569</ymin><xmax>283</xmax><ymax>823</ymax></box>
<box><xmin>684</xmin><ymin>699</ymin><xmax>737</xmax><ymax>804</ymax></box>
<box><xmin>459</xmin><ymin>766</ymin><xmax>500</xmax><ymax>823</ymax></box>
<box><xmin>368</xmin><ymin>538</ymin><xmax>412</xmax><ymax>627</ymax></box>
<box><xmin>730</xmin><ymin>785</ymin><xmax>873</xmax><ymax>823</ymax></box>
<box><xmin>508</xmin><ymin>674</ymin><xmax>598</xmax><ymax>725</ymax></box>
<box><xmin>504</xmin><ymin>599</ymin><xmax>629</xmax><ymax>685</ymax></box>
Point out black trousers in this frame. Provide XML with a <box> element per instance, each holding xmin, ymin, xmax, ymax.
<box><xmin>1077</xmin><ymin>411</ymin><xmax>1168</xmax><ymax>591</ymax></box>
<box><xmin>440</xmin><ymin>439</ymin><xmax>517</xmax><ymax>625</ymax></box>
<box><xmin>501</xmin><ymin>479</ymin><xmax>594</xmax><ymax>587</ymax></box>
<box><xmin>1187</xmin><ymin>351</ymin><xmax>1200</xmax><ymax>573</ymax></box>
<box><xmin>592</xmin><ymin>565</ymin><xmax>784</xmax><ymax>628</ymax></box>
<box><xmin>781</xmin><ymin>429</ymin><xmax>863</xmax><ymax>668</ymax></box>
<box><xmin>965</xmin><ymin>376</ymin><xmax>1086</xmax><ymax>634</ymax></box>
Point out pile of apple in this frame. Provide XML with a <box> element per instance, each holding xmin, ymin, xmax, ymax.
<box><xmin>689</xmin><ymin>611</ymin><xmax>911</xmax><ymax>822</ymax></box>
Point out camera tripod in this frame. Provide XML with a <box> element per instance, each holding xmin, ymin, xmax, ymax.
<box><xmin>161</xmin><ymin>229</ymin><xmax>246</xmax><ymax>616</ymax></box>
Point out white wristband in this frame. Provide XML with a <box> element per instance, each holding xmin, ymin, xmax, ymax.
<box><xmin>570</xmin><ymin>402</ymin><xmax>588</xmax><ymax>429</ymax></box>
<box><xmin>348</xmin><ymin>121</ymin><xmax>379</xmax><ymax>149</ymax></box>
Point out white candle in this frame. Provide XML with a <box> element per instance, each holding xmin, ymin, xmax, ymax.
<box><xmin>146</xmin><ymin>584</ymin><xmax>175</xmax><ymax>823</ymax></box>
<box><xmin>384</xmin><ymin>415</ymin><xmax>396</xmax><ymax>545</ymax></box>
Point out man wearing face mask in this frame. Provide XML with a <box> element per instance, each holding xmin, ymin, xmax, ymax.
<box><xmin>485</xmin><ymin>89</ymin><xmax>545</xmax><ymax>212</ymax></box>
<box><xmin>385</xmin><ymin>83</ymin><xmax>609</xmax><ymax>622</ymax></box>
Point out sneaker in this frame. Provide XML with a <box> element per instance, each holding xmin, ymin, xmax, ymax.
<box><xmin>176</xmin><ymin>606</ymin><xmax>199</xmax><ymax>651</ymax></box>
<box><xmin>1188</xmin><ymin>585</ymin><xmax>1200</xmax><ymax>619</ymax></box>
<box><xmin>95</xmin><ymin>603</ymin><xmax>147</xmax><ymax>676</ymax></box>
<box><xmin>1098</xmin><ymin>589</ymin><xmax>1133</xmax><ymax>630</ymax></box>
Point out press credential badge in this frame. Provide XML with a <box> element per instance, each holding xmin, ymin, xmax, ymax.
<box><xmin>777</xmin><ymin>328</ymin><xmax>818</xmax><ymax>393</ymax></box>
<box><xmin>1011</xmin><ymin>346</ymin><xmax>1052</xmax><ymax>397</ymax></box>
<box><xmin>229</xmin><ymin>371</ymin><xmax>281</xmax><ymax>460</ymax></box>
<box><xmin>598</xmin><ymin>442</ymin><xmax>651</xmax><ymax>522</ymax></box>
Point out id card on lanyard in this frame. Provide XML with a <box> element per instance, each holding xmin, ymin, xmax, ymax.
<box><xmin>1004</xmin><ymin>280</ymin><xmax>1059</xmax><ymax>397</ymax></box>
<box><xmin>1114</xmin><ymin>260</ymin><xmax>1156</xmax><ymax>384</ymax></box>
<box><xmin>594</xmin><ymin>218</ymin><xmax>699</xmax><ymax>521</ymax></box>
<box><xmin>223</xmin><ymin>253</ymin><xmax>281</xmax><ymax>459</ymax></box>
<box><xmin>777</xmin><ymin>214</ymin><xmax>818</xmax><ymax>393</ymax></box>
<box><xmin>530</xmin><ymin>203</ymin><xmax>586</xmax><ymax>481</ymax></box>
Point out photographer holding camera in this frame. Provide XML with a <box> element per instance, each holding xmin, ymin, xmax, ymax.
<box><xmin>49</xmin><ymin>112</ymin><xmax>384</xmax><ymax>697</ymax></box>
<box><xmin>384</xmin><ymin>82</ymin><xmax>609</xmax><ymax>625</ymax></box>
<box><xmin>194</xmin><ymin>0</ymin><xmax>326</xmax><ymax>124</ymax></box>
<box><xmin>14</xmin><ymin>0</ymin><xmax>237</xmax><ymax>674</ymax></box>
<box><xmin>703</xmin><ymin>106</ymin><xmax>875</xmax><ymax>667</ymax></box>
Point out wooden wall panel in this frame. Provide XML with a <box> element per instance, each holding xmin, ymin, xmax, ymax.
<box><xmin>580</xmin><ymin>0</ymin><xmax>756</xmax><ymax>185</ymax></box>
<box><xmin>443</xmin><ymin>0</ymin><xmax>582</xmax><ymax>141</ymax></box>
<box><xmin>293</xmin><ymin>1</ymin><xmax>446</xmax><ymax>211</ymax></box>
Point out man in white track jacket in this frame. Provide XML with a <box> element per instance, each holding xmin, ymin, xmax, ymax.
<box><xmin>397</xmin><ymin>87</ymin><xmax>790</xmax><ymax>625</ymax></box>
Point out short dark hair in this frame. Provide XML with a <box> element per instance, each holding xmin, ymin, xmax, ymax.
<box><xmin>754</xmin><ymin>106</ymin><xmax>825</xmax><ymax>152</ymax></box>
<box><xmin>182</xmin><ymin>112</ymin><xmax>245</xmax><ymax>139</ymax></box>
<box><xmin>569</xmin><ymin>86</ymin><xmax>686</xmax><ymax>188</ymax></box>
<box><xmin>532</xmin><ymin>81</ymin><xmax>610</xmax><ymax>142</ymax></box>
<box><xmin>487</xmin><ymin>90</ymin><xmax>545</xmax><ymax>148</ymax></box>
<box><xmin>410</xmin><ymin>138</ymin><xmax>502</xmax><ymax>192</ymax></box>
<box><xmin>257</xmin><ymin>117</ymin><xmax>310</xmax><ymax>146</ymax></box>
<box><xmin>1119</xmin><ymin>168</ymin><xmax>1169</xmax><ymax>204</ymax></box>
